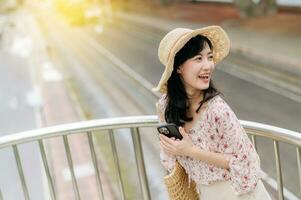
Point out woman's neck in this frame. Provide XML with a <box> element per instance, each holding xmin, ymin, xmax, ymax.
<box><xmin>187</xmin><ymin>90</ymin><xmax>204</xmax><ymax>112</ymax></box>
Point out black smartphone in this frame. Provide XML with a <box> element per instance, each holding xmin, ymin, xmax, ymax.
<box><xmin>157</xmin><ymin>123</ymin><xmax>183</xmax><ymax>140</ymax></box>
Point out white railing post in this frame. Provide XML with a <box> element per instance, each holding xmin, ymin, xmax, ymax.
<box><xmin>38</xmin><ymin>140</ymin><xmax>57</xmax><ymax>200</ymax></box>
<box><xmin>273</xmin><ymin>140</ymin><xmax>284</xmax><ymax>200</ymax></box>
<box><xmin>13</xmin><ymin>145</ymin><xmax>30</xmax><ymax>200</ymax></box>
<box><xmin>87</xmin><ymin>131</ymin><xmax>105</xmax><ymax>200</ymax></box>
<box><xmin>63</xmin><ymin>135</ymin><xmax>81</xmax><ymax>200</ymax></box>
<box><xmin>131</xmin><ymin>127</ymin><xmax>151</xmax><ymax>200</ymax></box>
<box><xmin>109</xmin><ymin>129</ymin><xmax>126</xmax><ymax>200</ymax></box>
<box><xmin>297</xmin><ymin>147</ymin><xmax>301</xmax><ymax>198</ymax></box>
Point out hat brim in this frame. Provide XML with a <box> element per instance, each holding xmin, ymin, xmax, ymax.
<box><xmin>153</xmin><ymin>26</ymin><xmax>230</xmax><ymax>93</ymax></box>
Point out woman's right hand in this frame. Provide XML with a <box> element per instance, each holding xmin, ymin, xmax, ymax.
<box><xmin>159</xmin><ymin>127</ymin><xmax>195</xmax><ymax>157</ymax></box>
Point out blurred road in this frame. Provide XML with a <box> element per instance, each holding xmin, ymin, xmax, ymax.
<box><xmin>37</xmin><ymin>8</ymin><xmax>167</xmax><ymax>200</ymax></box>
<box><xmin>0</xmin><ymin>10</ymin><xmax>44</xmax><ymax>200</ymax></box>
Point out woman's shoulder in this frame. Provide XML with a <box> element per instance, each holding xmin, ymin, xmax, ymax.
<box><xmin>208</xmin><ymin>94</ymin><xmax>232</xmax><ymax>114</ymax></box>
<box><xmin>208</xmin><ymin>94</ymin><xmax>225</xmax><ymax>107</ymax></box>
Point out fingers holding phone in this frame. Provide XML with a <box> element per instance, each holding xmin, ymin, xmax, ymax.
<box><xmin>157</xmin><ymin>123</ymin><xmax>194</xmax><ymax>156</ymax></box>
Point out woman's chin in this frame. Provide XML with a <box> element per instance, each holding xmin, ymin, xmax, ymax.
<box><xmin>187</xmin><ymin>82</ymin><xmax>210</xmax><ymax>91</ymax></box>
<box><xmin>196</xmin><ymin>83</ymin><xmax>210</xmax><ymax>90</ymax></box>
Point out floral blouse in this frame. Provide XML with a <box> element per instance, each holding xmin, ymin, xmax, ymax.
<box><xmin>156</xmin><ymin>94</ymin><xmax>264</xmax><ymax>196</ymax></box>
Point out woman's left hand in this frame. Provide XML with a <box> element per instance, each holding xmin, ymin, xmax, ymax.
<box><xmin>159</xmin><ymin>127</ymin><xmax>195</xmax><ymax>156</ymax></box>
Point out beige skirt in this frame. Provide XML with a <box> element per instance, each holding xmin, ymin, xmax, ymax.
<box><xmin>199</xmin><ymin>180</ymin><xmax>272</xmax><ymax>200</ymax></box>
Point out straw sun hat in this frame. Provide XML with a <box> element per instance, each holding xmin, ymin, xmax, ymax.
<box><xmin>152</xmin><ymin>25</ymin><xmax>230</xmax><ymax>93</ymax></box>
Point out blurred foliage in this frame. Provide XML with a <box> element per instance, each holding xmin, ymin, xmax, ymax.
<box><xmin>158</xmin><ymin>0</ymin><xmax>173</xmax><ymax>6</ymax></box>
<box><xmin>54</xmin><ymin>0</ymin><xmax>102</xmax><ymax>25</ymax></box>
<box><xmin>233</xmin><ymin>0</ymin><xmax>278</xmax><ymax>17</ymax></box>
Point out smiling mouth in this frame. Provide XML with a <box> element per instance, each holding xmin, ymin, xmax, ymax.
<box><xmin>198</xmin><ymin>75</ymin><xmax>210</xmax><ymax>80</ymax></box>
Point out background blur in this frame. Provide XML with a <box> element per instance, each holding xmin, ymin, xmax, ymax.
<box><xmin>0</xmin><ymin>0</ymin><xmax>300</xmax><ymax>199</ymax></box>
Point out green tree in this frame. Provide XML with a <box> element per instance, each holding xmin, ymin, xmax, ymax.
<box><xmin>233</xmin><ymin>0</ymin><xmax>278</xmax><ymax>18</ymax></box>
<box><xmin>157</xmin><ymin>0</ymin><xmax>174</xmax><ymax>6</ymax></box>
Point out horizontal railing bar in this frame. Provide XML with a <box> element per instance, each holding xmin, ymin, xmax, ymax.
<box><xmin>0</xmin><ymin>116</ymin><xmax>158</xmax><ymax>149</ymax></box>
<box><xmin>242</xmin><ymin>121</ymin><xmax>301</xmax><ymax>146</ymax></box>
<box><xmin>246</xmin><ymin>129</ymin><xmax>301</xmax><ymax>147</ymax></box>
<box><xmin>0</xmin><ymin>117</ymin><xmax>300</xmax><ymax>149</ymax></box>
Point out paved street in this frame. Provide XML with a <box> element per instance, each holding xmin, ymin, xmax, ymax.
<box><xmin>0</xmin><ymin>10</ymin><xmax>44</xmax><ymax>200</ymax></box>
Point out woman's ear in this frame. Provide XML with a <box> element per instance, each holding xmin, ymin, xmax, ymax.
<box><xmin>176</xmin><ymin>66</ymin><xmax>182</xmax><ymax>74</ymax></box>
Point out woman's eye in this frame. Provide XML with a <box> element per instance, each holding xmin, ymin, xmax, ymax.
<box><xmin>209</xmin><ymin>56</ymin><xmax>214</xmax><ymax>60</ymax></box>
<box><xmin>195</xmin><ymin>56</ymin><xmax>202</xmax><ymax>60</ymax></box>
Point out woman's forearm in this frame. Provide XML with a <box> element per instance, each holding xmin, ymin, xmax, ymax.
<box><xmin>189</xmin><ymin>146</ymin><xmax>230</xmax><ymax>170</ymax></box>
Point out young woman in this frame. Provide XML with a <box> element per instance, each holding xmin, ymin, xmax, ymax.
<box><xmin>153</xmin><ymin>26</ymin><xmax>272</xmax><ymax>199</ymax></box>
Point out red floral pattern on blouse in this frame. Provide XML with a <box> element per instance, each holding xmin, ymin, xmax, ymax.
<box><xmin>156</xmin><ymin>94</ymin><xmax>264</xmax><ymax>196</ymax></box>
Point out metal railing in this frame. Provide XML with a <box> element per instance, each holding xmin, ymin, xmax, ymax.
<box><xmin>0</xmin><ymin>116</ymin><xmax>300</xmax><ymax>200</ymax></box>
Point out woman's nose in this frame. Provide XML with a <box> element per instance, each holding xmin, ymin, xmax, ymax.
<box><xmin>201</xmin><ymin>59</ymin><xmax>213</xmax><ymax>71</ymax></box>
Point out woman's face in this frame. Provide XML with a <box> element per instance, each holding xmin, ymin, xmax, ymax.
<box><xmin>176</xmin><ymin>42</ymin><xmax>214</xmax><ymax>94</ymax></box>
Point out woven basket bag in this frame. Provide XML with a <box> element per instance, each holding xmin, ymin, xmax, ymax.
<box><xmin>163</xmin><ymin>161</ymin><xmax>200</xmax><ymax>200</ymax></box>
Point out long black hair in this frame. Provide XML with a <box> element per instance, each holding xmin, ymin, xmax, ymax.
<box><xmin>164</xmin><ymin>35</ymin><xmax>223</xmax><ymax>127</ymax></box>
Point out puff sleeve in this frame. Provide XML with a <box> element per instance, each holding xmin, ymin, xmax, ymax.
<box><xmin>156</xmin><ymin>95</ymin><xmax>176</xmax><ymax>173</ymax></box>
<box><xmin>213</xmin><ymin>99</ymin><xmax>262</xmax><ymax>195</ymax></box>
